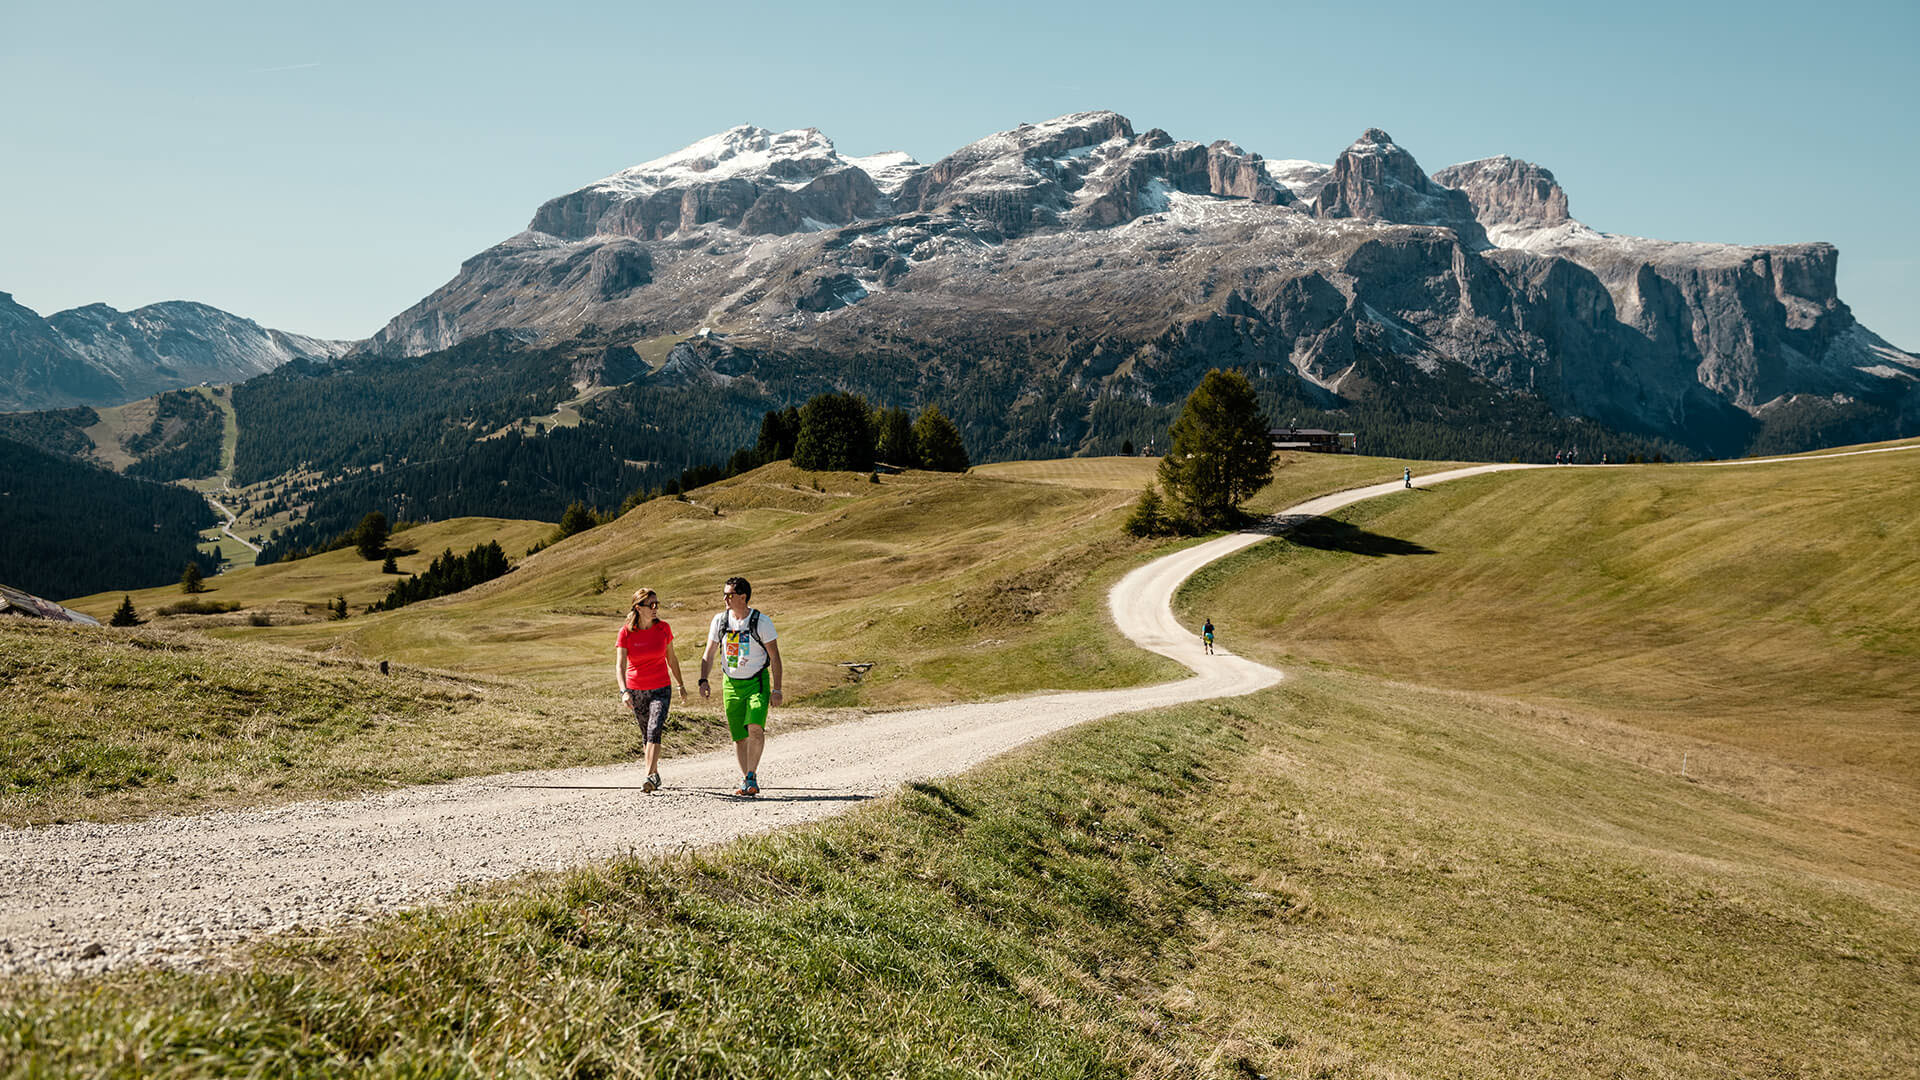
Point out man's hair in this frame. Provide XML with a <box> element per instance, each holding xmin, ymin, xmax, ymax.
<box><xmin>724</xmin><ymin>576</ymin><xmax>752</xmax><ymax>602</ymax></box>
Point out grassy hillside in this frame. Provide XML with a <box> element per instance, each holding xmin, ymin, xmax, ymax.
<box><xmin>212</xmin><ymin>461</ymin><xmax>1191</xmax><ymax>706</ymax></box>
<box><xmin>6</xmin><ymin>671</ymin><xmax>1912</xmax><ymax>1076</ymax></box>
<box><xmin>4</xmin><ymin>454</ymin><xmax>1450</xmax><ymax>830</ymax></box>
<box><xmin>63</xmin><ymin>517</ymin><xmax>554</xmax><ymax>622</ymax></box>
<box><xmin>1178</xmin><ymin>444</ymin><xmax>1920</xmax><ymax>853</ymax></box>
<box><xmin>6</xmin><ymin>446</ymin><xmax>1917</xmax><ymax>1075</ymax></box>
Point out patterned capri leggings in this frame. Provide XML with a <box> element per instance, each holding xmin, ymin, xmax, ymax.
<box><xmin>627</xmin><ymin>685</ymin><xmax>673</xmax><ymax>744</ymax></box>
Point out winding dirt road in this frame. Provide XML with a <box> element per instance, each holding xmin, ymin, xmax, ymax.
<box><xmin>0</xmin><ymin>458</ymin><xmax>1850</xmax><ymax>975</ymax></box>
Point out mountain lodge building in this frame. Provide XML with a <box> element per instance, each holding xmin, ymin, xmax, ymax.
<box><xmin>1269</xmin><ymin>427</ymin><xmax>1358</xmax><ymax>454</ymax></box>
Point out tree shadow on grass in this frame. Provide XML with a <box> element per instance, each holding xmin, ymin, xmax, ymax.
<box><xmin>1276</xmin><ymin>517</ymin><xmax>1436</xmax><ymax>557</ymax></box>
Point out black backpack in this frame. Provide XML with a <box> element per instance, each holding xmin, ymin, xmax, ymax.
<box><xmin>717</xmin><ymin>607</ymin><xmax>765</xmax><ymax>651</ymax></box>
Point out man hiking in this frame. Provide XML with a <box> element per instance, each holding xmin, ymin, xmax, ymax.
<box><xmin>1202</xmin><ymin>618</ymin><xmax>1215</xmax><ymax>655</ymax></box>
<box><xmin>699</xmin><ymin>576</ymin><xmax>783</xmax><ymax>797</ymax></box>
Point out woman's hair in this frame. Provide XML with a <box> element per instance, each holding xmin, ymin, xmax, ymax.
<box><xmin>624</xmin><ymin>587</ymin><xmax>658</xmax><ymax>632</ymax></box>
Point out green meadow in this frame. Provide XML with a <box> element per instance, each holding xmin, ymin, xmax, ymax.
<box><xmin>4</xmin><ymin>445</ymin><xmax>1916</xmax><ymax>1076</ymax></box>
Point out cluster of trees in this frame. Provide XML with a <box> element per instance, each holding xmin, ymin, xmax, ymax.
<box><xmin>761</xmin><ymin>393</ymin><xmax>969</xmax><ymax>473</ymax></box>
<box><xmin>0</xmin><ymin>406</ymin><xmax>98</xmax><ymax>458</ymax></box>
<box><xmin>124</xmin><ymin>390</ymin><xmax>224</xmax><ymax>481</ymax></box>
<box><xmin>0</xmin><ymin>436</ymin><xmax>216</xmax><ymax>599</ymax></box>
<box><xmin>1127</xmin><ymin>369</ymin><xmax>1275</xmax><ymax>536</ymax></box>
<box><xmin>370</xmin><ymin>541</ymin><xmax>511</xmax><ymax>612</ymax></box>
<box><xmin>1745</xmin><ymin>394</ymin><xmax>1906</xmax><ymax>458</ymax></box>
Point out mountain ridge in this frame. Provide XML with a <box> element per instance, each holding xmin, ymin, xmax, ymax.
<box><xmin>357</xmin><ymin>111</ymin><xmax>1918</xmax><ymax>456</ymax></box>
<box><xmin>0</xmin><ymin>292</ymin><xmax>352</xmax><ymax>413</ymax></box>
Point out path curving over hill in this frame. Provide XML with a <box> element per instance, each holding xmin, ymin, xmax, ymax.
<box><xmin>0</xmin><ymin>460</ymin><xmax>1721</xmax><ymax>978</ymax></box>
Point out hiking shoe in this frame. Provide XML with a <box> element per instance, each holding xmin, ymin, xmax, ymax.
<box><xmin>737</xmin><ymin>772</ymin><xmax>759</xmax><ymax>797</ymax></box>
<box><xmin>642</xmin><ymin>773</ymin><xmax>660</xmax><ymax>793</ymax></box>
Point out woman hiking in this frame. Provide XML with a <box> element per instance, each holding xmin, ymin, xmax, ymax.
<box><xmin>616</xmin><ymin>587</ymin><xmax>689</xmax><ymax>793</ymax></box>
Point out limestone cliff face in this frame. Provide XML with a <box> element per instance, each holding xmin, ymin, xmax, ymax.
<box><xmin>1432</xmin><ymin>157</ymin><xmax>1569</xmax><ymax>236</ymax></box>
<box><xmin>1313</xmin><ymin>130</ymin><xmax>1487</xmax><ymax>246</ymax></box>
<box><xmin>358</xmin><ymin>113</ymin><xmax>1918</xmax><ymax>454</ymax></box>
<box><xmin>1428</xmin><ymin>152</ymin><xmax>1904</xmax><ymax>432</ymax></box>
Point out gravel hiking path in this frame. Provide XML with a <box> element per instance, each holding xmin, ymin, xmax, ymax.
<box><xmin>17</xmin><ymin>451</ymin><xmax>1896</xmax><ymax>977</ymax></box>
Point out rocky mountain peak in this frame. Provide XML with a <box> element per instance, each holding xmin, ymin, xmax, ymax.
<box><xmin>596</xmin><ymin>125</ymin><xmax>843</xmax><ymax>193</ymax></box>
<box><xmin>528</xmin><ymin>123</ymin><xmax>887</xmax><ymax>242</ymax></box>
<box><xmin>1432</xmin><ymin>156</ymin><xmax>1570</xmax><ymax>242</ymax></box>
<box><xmin>893</xmin><ymin>111</ymin><xmax>1289</xmax><ymax>238</ymax></box>
<box><xmin>1313</xmin><ymin>127</ymin><xmax>1486</xmax><ymax>245</ymax></box>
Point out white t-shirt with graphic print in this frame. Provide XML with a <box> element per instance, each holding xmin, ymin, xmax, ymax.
<box><xmin>708</xmin><ymin>608</ymin><xmax>778</xmax><ymax>680</ymax></box>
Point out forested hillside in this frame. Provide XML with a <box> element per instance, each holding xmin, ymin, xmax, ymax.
<box><xmin>238</xmin><ymin>336</ymin><xmax>766</xmax><ymax>563</ymax></box>
<box><xmin>0</xmin><ymin>437</ymin><xmax>215</xmax><ymax>598</ymax></box>
<box><xmin>0</xmin><ymin>406</ymin><xmax>98</xmax><ymax>458</ymax></box>
<box><xmin>231</xmin><ymin>333</ymin><xmax>579</xmax><ymax>483</ymax></box>
<box><xmin>123</xmin><ymin>389</ymin><xmax>225</xmax><ymax>481</ymax></box>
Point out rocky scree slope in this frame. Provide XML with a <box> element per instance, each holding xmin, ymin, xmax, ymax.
<box><xmin>0</xmin><ymin>294</ymin><xmax>352</xmax><ymax>412</ymax></box>
<box><xmin>364</xmin><ymin>111</ymin><xmax>1919</xmax><ymax>456</ymax></box>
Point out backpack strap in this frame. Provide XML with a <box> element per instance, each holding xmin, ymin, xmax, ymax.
<box><xmin>717</xmin><ymin>608</ymin><xmax>765</xmax><ymax>647</ymax></box>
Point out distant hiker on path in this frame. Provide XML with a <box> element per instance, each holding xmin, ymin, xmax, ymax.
<box><xmin>700</xmin><ymin>576</ymin><xmax>783</xmax><ymax>797</ymax></box>
<box><xmin>616</xmin><ymin>587</ymin><xmax>689</xmax><ymax>794</ymax></box>
<box><xmin>1404</xmin><ymin>467</ymin><xmax>1413</xmax><ymax>488</ymax></box>
<box><xmin>1202</xmin><ymin>619</ymin><xmax>1215</xmax><ymax>655</ymax></box>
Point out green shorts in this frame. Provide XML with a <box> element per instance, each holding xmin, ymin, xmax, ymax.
<box><xmin>721</xmin><ymin>669</ymin><xmax>770</xmax><ymax>742</ymax></box>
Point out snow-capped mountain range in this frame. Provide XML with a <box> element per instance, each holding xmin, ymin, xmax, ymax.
<box><xmin>1</xmin><ymin>294</ymin><xmax>352</xmax><ymax>413</ymax></box>
<box><xmin>361</xmin><ymin>110</ymin><xmax>1917</xmax><ymax>453</ymax></box>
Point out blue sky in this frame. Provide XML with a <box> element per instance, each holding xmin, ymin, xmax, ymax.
<box><xmin>3</xmin><ymin>0</ymin><xmax>1915</xmax><ymax>347</ymax></box>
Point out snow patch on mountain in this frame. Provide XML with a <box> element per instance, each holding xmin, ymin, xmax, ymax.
<box><xmin>1264</xmin><ymin>159</ymin><xmax>1331</xmax><ymax>199</ymax></box>
<box><xmin>589</xmin><ymin>125</ymin><xmax>847</xmax><ymax>195</ymax></box>
<box><xmin>845</xmin><ymin>150</ymin><xmax>922</xmax><ymax>196</ymax></box>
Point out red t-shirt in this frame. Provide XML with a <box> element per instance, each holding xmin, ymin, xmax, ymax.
<box><xmin>616</xmin><ymin>621</ymin><xmax>674</xmax><ymax>690</ymax></box>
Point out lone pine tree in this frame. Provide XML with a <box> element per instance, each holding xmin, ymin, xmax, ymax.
<box><xmin>1157</xmin><ymin>369</ymin><xmax>1273</xmax><ymax>530</ymax></box>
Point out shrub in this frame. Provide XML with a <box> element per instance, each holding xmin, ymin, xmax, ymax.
<box><xmin>157</xmin><ymin>599</ymin><xmax>240</xmax><ymax>616</ymax></box>
<box><xmin>353</xmin><ymin>511</ymin><xmax>389</xmax><ymax>560</ymax></box>
<box><xmin>1123</xmin><ymin>485</ymin><xmax>1175</xmax><ymax>538</ymax></box>
<box><xmin>913</xmin><ymin>406</ymin><xmax>969</xmax><ymax>472</ymax></box>
<box><xmin>793</xmin><ymin>392</ymin><xmax>877</xmax><ymax>472</ymax></box>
